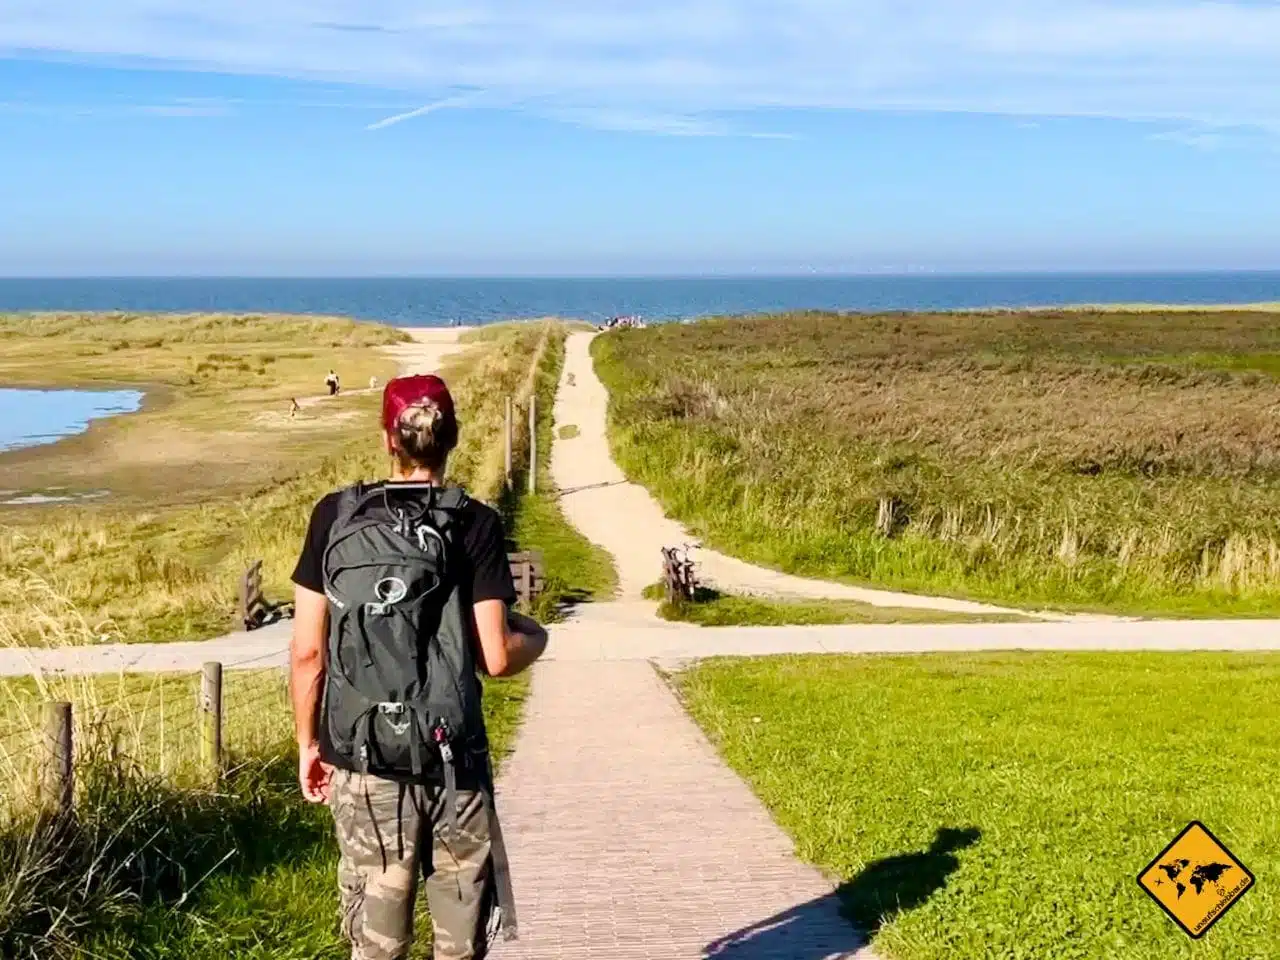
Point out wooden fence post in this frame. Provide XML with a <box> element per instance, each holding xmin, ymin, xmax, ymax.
<box><xmin>42</xmin><ymin>701</ymin><xmax>72</xmax><ymax>816</ymax></box>
<box><xmin>504</xmin><ymin>396</ymin><xmax>514</xmax><ymax>489</ymax></box>
<box><xmin>200</xmin><ymin>661</ymin><xmax>224</xmax><ymax>778</ymax></box>
<box><xmin>528</xmin><ymin>394</ymin><xmax>538</xmax><ymax>495</ymax></box>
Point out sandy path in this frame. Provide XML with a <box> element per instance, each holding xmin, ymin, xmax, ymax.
<box><xmin>7</xmin><ymin>615</ymin><xmax>1280</xmax><ymax>678</ymax></box>
<box><xmin>382</xmin><ymin>326</ymin><xmax>475</xmax><ymax>377</ymax></box>
<box><xmin>551</xmin><ymin>332</ymin><xmax>1080</xmax><ymax>620</ymax></box>
<box><xmin>252</xmin><ymin>327</ymin><xmax>473</xmax><ymax>429</ymax></box>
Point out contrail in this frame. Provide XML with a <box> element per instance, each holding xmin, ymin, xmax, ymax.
<box><xmin>366</xmin><ymin>95</ymin><xmax>472</xmax><ymax>131</ymax></box>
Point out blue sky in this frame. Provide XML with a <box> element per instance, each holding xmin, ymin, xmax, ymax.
<box><xmin>3</xmin><ymin>1</ymin><xmax>1280</xmax><ymax>276</ymax></box>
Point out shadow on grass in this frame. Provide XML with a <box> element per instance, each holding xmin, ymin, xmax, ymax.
<box><xmin>704</xmin><ymin>827</ymin><xmax>980</xmax><ymax>959</ymax></box>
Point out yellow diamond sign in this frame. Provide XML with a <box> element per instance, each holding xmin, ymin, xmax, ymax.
<box><xmin>1138</xmin><ymin>821</ymin><xmax>1254</xmax><ymax>939</ymax></box>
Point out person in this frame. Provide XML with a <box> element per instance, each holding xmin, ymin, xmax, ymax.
<box><xmin>370</xmin><ymin>375</ymin><xmax>379</xmax><ymax>391</ymax></box>
<box><xmin>326</xmin><ymin>369</ymin><xmax>340</xmax><ymax>396</ymax></box>
<box><xmin>290</xmin><ymin>397</ymin><xmax>301</xmax><ymax>419</ymax></box>
<box><xmin>289</xmin><ymin>374</ymin><xmax>548</xmax><ymax>960</ymax></box>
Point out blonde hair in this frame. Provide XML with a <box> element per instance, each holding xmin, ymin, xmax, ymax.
<box><xmin>392</xmin><ymin>398</ymin><xmax>458</xmax><ymax>472</ymax></box>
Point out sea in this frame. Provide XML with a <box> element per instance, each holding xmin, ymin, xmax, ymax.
<box><xmin>1</xmin><ymin>273</ymin><xmax>1279</xmax><ymax>327</ymax></box>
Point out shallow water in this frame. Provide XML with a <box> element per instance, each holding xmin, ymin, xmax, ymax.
<box><xmin>0</xmin><ymin>387</ymin><xmax>144</xmax><ymax>453</ymax></box>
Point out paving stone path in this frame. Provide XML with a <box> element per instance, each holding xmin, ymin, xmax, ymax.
<box><xmin>491</xmin><ymin>660</ymin><xmax>879</xmax><ymax>960</ymax></box>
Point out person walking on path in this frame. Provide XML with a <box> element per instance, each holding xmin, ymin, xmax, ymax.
<box><xmin>289</xmin><ymin>373</ymin><xmax>548</xmax><ymax>960</ymax></box>
<box><xmin>326</xmin><ymin>369</ymin><xmax>341</xmax><ymax>396</ymax></box>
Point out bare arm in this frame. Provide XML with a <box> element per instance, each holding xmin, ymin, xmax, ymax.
<box><xmin>291</xmin><ymin>585</ymin><xmax>332</xmax><ymax>801</ymax></box>
<box><xmin>291</xmin><ymin>585</ymin><xmax>328</xmax><ymax>744</ymax></box>
<box><xmin>472</xmin><ymin>599</ymin><xmax>547</xmax><ymax>678</ymax></box>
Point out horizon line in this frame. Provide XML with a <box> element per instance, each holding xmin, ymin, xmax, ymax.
<box><xmin>4</xmin><ymin>268</ymin><xmax>1280</xmax><ymax>282</ymax></box>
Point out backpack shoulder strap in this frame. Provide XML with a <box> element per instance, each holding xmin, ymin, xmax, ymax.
<box><xmin>333</xmin><ymin>482</ymin><xmax>366</xmax><ymax>528</ymax></box>
<box><xmin>428</xmin><ymin>486</ymin><xmax>470</xmax><ymax>545</ymax></box>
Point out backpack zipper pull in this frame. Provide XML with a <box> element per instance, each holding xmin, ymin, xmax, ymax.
<box><xmin>434</xmin><ymin>723</ymin><xmax>459</xmax><ymax>836</ymax></box>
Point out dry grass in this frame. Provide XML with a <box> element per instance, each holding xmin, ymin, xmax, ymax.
<box><xmin>0</xmin><ymin>320</ymin><xmax>560</xmax><ymax>646</ymax></box>
<box><xmin>595</xmin><ymin>309</ymin><xmax>1280</xmax><ymax>615</ymax></box>
<box><xmin>0</xmin><ymin>312</ymin><xmax>408</xmax><ymax>503</ymax></box>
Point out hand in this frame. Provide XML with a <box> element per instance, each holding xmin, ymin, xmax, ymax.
<box><xmin>298</xmin><ymin>740</ymin><xmax>333</xmax><ymax>803</ymax></box>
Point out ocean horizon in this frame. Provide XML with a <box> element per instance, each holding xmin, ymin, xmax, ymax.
<box><xmin>2</xmin><ymin>272</ymin><xmax>1279</xmax><ymax>328</ymax></box>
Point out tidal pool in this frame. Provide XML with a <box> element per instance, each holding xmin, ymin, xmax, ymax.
<box><xmin>0</xmin><ymin>387</ymin><xmax>144</xmax><ymax>453</ymax></box>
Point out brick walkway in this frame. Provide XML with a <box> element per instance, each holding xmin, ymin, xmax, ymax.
<box><xmin>491</xmin><ymin>660</ymin><xmax>879</xmax><ymax>959</ymax></box>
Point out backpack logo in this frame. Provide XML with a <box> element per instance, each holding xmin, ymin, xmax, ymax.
<box><xmin>368</xmin><ymin>576</ymin><xmax>409</xmax><ymax>615</ymax></box>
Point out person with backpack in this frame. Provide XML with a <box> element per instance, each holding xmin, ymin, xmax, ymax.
<box><xmin>289</xmin><ymin>373</ymin><xmax>548</xmax><ymax>960</ymax></box>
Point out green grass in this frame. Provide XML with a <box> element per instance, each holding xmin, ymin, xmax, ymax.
<box><xmin>503</xmin><ymin>323</ymin><xmax>617</xmax><ymax>619</ymax></box>
<box><xmin>639</xmin><ymin>584</ymin><xmax>1025</xmax><ymax>626</ymax></box>
<box><xmin>593</xmin><ymin>309</ymin><xmax>1280</xmax><ymax>617</ymax></box>
<box><xmin>677</xmin><ymin>652</ymin><xmax>1280</xmax><ymax>960</ymax></box>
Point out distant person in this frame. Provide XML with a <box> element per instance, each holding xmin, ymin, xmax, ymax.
<box><xmin>290</xmin><ymin>398</ymin><xmax>300</xmax><ymax>419</ymax></box>
<box><xmin>325</xmin><ymin>369</ymin><xmax>340</xmax><ymax>396</ymax></box>
<box><xmin>289</xmin><ymin>374</ymin><xmax>547</xmax><ymax>960</ymax></box>
<box><xmin>370</xmin><ymin>375</ymin><xmax>378</xmax><ymax>391</ymax></box>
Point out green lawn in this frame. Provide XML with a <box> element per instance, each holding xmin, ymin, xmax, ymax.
<box><xmin>641</xmin><ymin>584</ymin><xmax>1026</xmax><ymax>626</ymax></box>
<box><xmin>677</xmin><ymin>652</ymin><xmax>1280</xmax><ymax>960</ymax></box>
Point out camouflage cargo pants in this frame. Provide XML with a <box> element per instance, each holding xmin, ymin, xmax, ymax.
<box><xmin>329</xmin><ymin>769</ymin><xmax>494</xmax><ymax>960</ymax></box>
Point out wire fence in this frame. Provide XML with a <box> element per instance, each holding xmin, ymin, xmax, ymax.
<box><xmin>0</xmin><ymin>649</ymin><xmax>293</xmax><ymax>820</ymax></box>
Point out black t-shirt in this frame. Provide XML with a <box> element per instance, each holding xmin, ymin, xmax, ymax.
<box><xmin>291</xmin><ymin>483</ymin><xmax>516</xmax><ymax>771</ymax></box>
<box><xmin>291</xmin><ymin>485</ymin><xmax>516</xmax><ymax>606</ymax></box>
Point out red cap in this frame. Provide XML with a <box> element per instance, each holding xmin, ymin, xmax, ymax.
<box><xmin>381</xmin><ymin>375</ymin><xmax>456</xmax><ymax>433</ymax></box>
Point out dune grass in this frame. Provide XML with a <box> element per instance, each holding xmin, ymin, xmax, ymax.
<box><xmin>0</xmin><ymin>319</ymin><xmax>556</xmax><ymax>646</ymax></box>
<box><xmin>594</xmin><ymin>309</ymin><xmax>1280</xmax><ymax>617</ymax></box>
<box><xmin>677</xmin><ymin>651</ymin><xmax>1280</xmax><ymax>959</ymax></box>
<box><xmin>0</xmin><ymin>664</ymin><xmax>526</xmax><ymax>960</ymax></box>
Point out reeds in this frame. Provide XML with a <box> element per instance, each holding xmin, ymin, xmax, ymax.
<box><xmin>594</xmin><ymin>309</ymin><xmax>1280</xmax><ymax>614</ymax></box>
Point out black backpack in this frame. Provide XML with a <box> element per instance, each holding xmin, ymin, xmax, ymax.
<box><xmin>320</xmin><ymin>481</ymin><xmax>517</xmax><ymax>945</ymax></box>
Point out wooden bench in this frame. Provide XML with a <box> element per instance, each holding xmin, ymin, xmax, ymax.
<box><xmin>508</xmin><ymin>550</ymin><xmax>545</xmax><ymax>608</ymax></box>
<box><xmin>237</xmin><ymin>560</ymin><xmax>268</xmax><ymax>631</ymax></box>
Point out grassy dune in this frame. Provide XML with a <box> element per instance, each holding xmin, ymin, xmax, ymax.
<box><xmin>0</xmin><ymin>312</ymin><xmax>407</xmax><ymax>506</ymax></box>
<box><xmin>595</xmin><ymin>309</ymin><xmax>1280</xmax><ymax>616</ymax></box>
<box><xmin>0</xmin><ymin>318</ymin><xmax>558</xmax><ymax>646</ymax></box>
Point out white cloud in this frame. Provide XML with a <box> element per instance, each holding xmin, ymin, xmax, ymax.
<box><xmin>366</xmin><ymin>94</ymin><xmax>474</xmax><ymax>130</ymax></box>
<box><xmin>3</xmin><ymin>1</ymin><xmax>1280</xmax><ymax>130</ymax></box>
